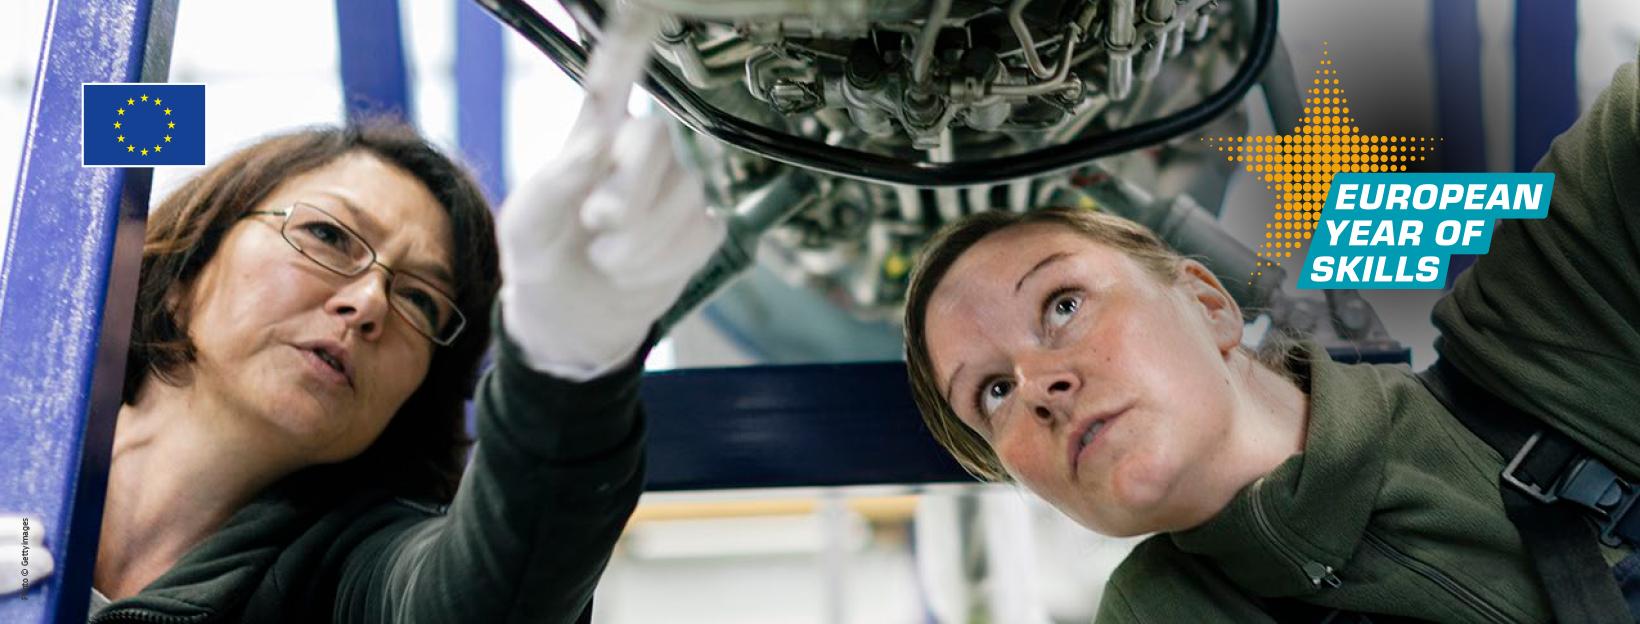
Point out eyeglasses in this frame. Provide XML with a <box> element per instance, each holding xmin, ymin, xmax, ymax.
<box><xmin>248</xmin><ymin>202</ymin><xmax>466</xmax><ymax>346</ymax></box>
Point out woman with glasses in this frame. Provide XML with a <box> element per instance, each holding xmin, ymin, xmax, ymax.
<box><xmin>72</xmin><ymin>13</ymin><xmax>718</xmax><ymax>623</ymax></box>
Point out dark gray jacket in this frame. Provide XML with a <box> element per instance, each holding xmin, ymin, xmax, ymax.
<box><xmin>90</xmin><ymin>319</ymin><xmax>646</xmax><ymax>623</ymax></box>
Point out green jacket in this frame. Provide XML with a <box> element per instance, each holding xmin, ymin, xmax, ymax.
<box><xmin>88</xmin><ymin>317</ymin><xmax>647</xmax><ymax>623</ymax></box>
<box><xmin>1095</xmin><ymin>53</ymin><xmax>1640</xmax><ymax>623</ymax></box>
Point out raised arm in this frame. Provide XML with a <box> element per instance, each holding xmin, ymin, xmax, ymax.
<box><xmin>332</xmin><ymin>6</ymin><xmax>724</xmax><ymax>621</ymax></box>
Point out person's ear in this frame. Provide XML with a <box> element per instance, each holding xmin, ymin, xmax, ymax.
<box><xmin>1174</xmin><ymin>259</ymin><xmax>1243</xmax><ymax>355</ymax></box>
<box><xmin>162</xmin><ymin>276</ymin><xmax>199</xmax><ymax>335</ymax></box>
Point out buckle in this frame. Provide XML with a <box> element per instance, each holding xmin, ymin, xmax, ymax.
<box><xmin>1501</xmin><ymin>432</ymin><xmax>1640</xmax><ymax>547</ymax></box>
<box><xmin>1557</xmin><ymin>457</ymin><xmax>1631</xmax><ymax>513</ymax></box>
<box><xmin>1600</xmin><ymin>489</ymin><xmax>1640</xmax><ymax>548</ymax></box>
<box><xmin>1502</xmin><ymin>432</ymin><xmax>1560</xmax><ymax>503</ymax></box>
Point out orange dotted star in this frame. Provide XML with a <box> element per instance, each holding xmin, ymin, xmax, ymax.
<box><xmin>1201</xmin><ymin>43</ymin><xmax>1441</xmax><ymax>281</ymax></box>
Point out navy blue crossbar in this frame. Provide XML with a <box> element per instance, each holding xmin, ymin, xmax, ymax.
<box><xmin>640</xmin><ymin>362</ymin><xmax>977</xmax><ymax>491</ymax></box>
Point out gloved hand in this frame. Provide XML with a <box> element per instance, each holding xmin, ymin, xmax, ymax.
<box><xmin>0</xmin><ymin>514</ymin><xmax>53</xmax><ymax>598</ymax></box>
<box><xmin>497</xmin><ymin>5</ymin><xmax>725</xmax><ymax>381</ymax></box>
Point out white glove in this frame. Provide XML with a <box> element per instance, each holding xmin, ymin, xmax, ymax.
<box><xmin>0</xmin><ymin>514</ymin><xmax>53</xmax><ymax>598</ymax></box>
<box><xmin>498</xmin><ymin>5</ymin><xmax>725</xmax><ymax>381</ymax></box>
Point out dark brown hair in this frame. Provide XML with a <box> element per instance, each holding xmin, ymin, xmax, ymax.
<box><xmin>902</xmin><ymin>207</ymin><xmax>1187</xmax><ymax>481</ymax></box>
<box><xmin>123</xmin><ymin>121</ymin><xmax>500</xmax><ymax>503</ymax></box>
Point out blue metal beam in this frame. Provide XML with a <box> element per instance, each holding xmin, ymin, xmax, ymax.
<box><xmin>637</xmin><ymin>346</ymin><xmax>1405</xmax><ymax>492</ymax></box>
<box><xmin>1431</xmin><ymin>0</ymin><xmax>1489</xmax><ymax>285</ymax></box>
<box><xmin>457</xmin><ymin>0</ymin><xmax>508</xmax><ymax>203</ymax></box>
<box><xmin>334</xmin><ymin>0</ymin><xmax>413</xmax><ymax>122</ymax></box>
<box><xmin>639</xmin><ymin>362</ymin><xmax>976</xmax><ymax>491</ymax></box>
<box><xmin>1513</xmin><ymin>0</ymin><xmax>1579</xmax><ymax>172</ymax></box>
<box><xmin>1432</xmin><ymin>0</ymin><xmax>1488</xmax><ymax>173</ymax></box>
<box><xmin>0</xmin><ymin>0</ymin><xmax>175</xmax><ymax>621</ymax></box>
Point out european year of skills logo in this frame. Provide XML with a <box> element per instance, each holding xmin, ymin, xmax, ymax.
<box><xmin>82</xmin><ymin>83</ymin><xmax>205</xmax><ymax>167</ymax></box>
<box><xmin>1298</xmin><ymin>173</ymin><xmax>1553</xmax><ymax>289</ymax></box>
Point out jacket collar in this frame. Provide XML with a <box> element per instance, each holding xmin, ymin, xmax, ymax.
<box><xmin>89</xmin><ymin>469</ymin><xmax>376</xmax><ymax>623</ymax></box>
<box><xmin>1169</xmin><ymin>342</ymin><xmax>1394</xmax><ymax>597</ymax></box>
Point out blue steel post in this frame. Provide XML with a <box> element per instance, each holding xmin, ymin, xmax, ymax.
<box><xmin>457</xmin><ymin>0</ymin><xmax>509</xmax><ymax>203</ymax></box>
<box><xmin>1512</xmin><ymin>0</ymin><xmax>1579</xmax><ymax>172</ymax></box>
<box><xmin>334</xmin><ymin>0</ymin><xmax>414</xmax><ymax>122</ymax></box>
<box><xmin>1431</xmin><ymin>0</ymin><xmax>1489</xmax><ymax>285</ymax></box>
<box><xmin>0</xmin><ymin>0</ymin><xmax>176</xmax><ymax>622</ymax></box>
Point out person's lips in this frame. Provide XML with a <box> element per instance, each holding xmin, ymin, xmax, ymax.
<box><xmin>295</xmin><ymin>340</ymin><xmax>354</xmax><ymax>389</ymax></box>
<box><xmin>1067</xmin><ymin>407</ymin><xmax>1127</xmax><ymax>477</ymax></box>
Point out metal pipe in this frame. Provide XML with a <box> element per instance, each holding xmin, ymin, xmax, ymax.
<box><xmin>1258</xmin><ymin>35</ymin><xmax>1302</xmax><ymax>135</ymax></box>
<box><xmin>700</xmin><ymin>38</ymin><xmax>760</xmax><ymax>68</ymax></box>
<box><xmin>1007</xmin><ymin>179</ymin><xmax>1031</xmax><ymax>212</ymax></box>
<box><xmin>1167</xmin><ymin>19</ymin><xmax>1186</xmax><ymax>56</ymax></box>
<box><xmin>912</xmin><ymin>0</ymin><xmax>953</xmax><ymax>86</ymax></box>
<box><xmin>630</xmin><ymin>0</ymin><xmax>886</xmax><ymax>20</ymax></box>
<box><xmin>892</xmin><ymin>184</ymin><xmax>923</xmax><ymax>222</ymax></box>
<box><xmin>1077</xmin><ymin>1</ymin><xmax>1100</xmax><ymax>33</ymax></box>
<box><xmin>1106</xmin><ymin>47</ymin><xmax>1134</xmax><ymax>100</ymax></box>
<box><xmin>965</xmin><ymin>185</ymin><xmax>992</xmax><ymax>213</ymax></box>
<box><xmin>1008</xmin><ymin>0</ymin><xmax>1056</xmax><ymax>79</ymax></box>
<box><xmin>659</xmin><ymin>15</ymin><xmax>714</xmax><ymax>88</ymax></box>
<box><xmin>990</xmin><ymin>24</ymin><xmax>1081</xmax><ymax>96</ymax></box>
<box><xmin>1104</xmin><ymin>0</ymin><xmax>1138</xmax><ymax>101</ymax></box>
<box><xmin>1190</xmin><ymin>10</ymin><xmax>1211</xmax><ymax>41</ymax></box>
<box><xmin>931</xmin><ymin>128</ymin><xmax>963</xmax><ymax>221</ymax></box>
<box><xmin>744</xmin><ymin>52</ymin><xmax>806</xmax><ymax>103</ymax></box>
<box><xmin>1144</xmin><ymin>0</ymin><xmax>1175</xmax><ymax>24</ymax></box>
<box><xmin>1106</xmin><ymin>0</ymin><xmax>1137</xmax><ymax>48</ymax></box>
<box><xmin>1139</xmin><ymin>30</ymin><xmax>1166</xmax><ymax>80</ymax></box>
<box><xmin>658</xmin><ymin>170</ymin><xmax>817</xmax><ymax>332</ymax></box>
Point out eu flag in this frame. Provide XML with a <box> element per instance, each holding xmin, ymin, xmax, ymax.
<box><xmin>83</xmin><ymin>83</ymin><xmax>205</xmax><ymax>167</ymax></box>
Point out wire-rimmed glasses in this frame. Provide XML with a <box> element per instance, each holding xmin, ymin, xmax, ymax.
<box><xmin>248</xmin><ymin>202</ymin><xmax>465</xmax><ymax>346</ymax></box>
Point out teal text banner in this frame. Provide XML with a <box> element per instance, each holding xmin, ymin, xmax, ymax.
<box><xmin>1298</xmin><ymin>172</ymin><xmax>1553</xmax><ymax>289</ymax></box>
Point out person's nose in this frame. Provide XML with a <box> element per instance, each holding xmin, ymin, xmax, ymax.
<box><xmin>1015</xmin><ymin>352</ymin><xmax>1081</xmax><ymax>426</ymax></box>
<box><xmin>325</xmin><ymin>269</ymin><xmax>391</xmax><ymax>341</ymax></box>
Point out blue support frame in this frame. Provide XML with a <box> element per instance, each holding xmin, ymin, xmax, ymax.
<box><xmin>635</xmin><ymin>346</ymin><xmax>1405</xmax><ymax>491</ymax></box>
<box><xmin>0</xmin><ymin>0</ymin><xmax>175</xmax><ymax>621</ymax></box>
<box><xmin>1431</xmin><ymin>0</ymin><xmax>1488</xmax><ymax>173</ymax></box>
<box><xmin>1512</xmin><ymin>0</ymin><xmax>1579</xmax><ymax>172</ymax></box>
<box><xmin>335</xmin><ymin>0</ymin><xmax>414</xmax><ymax>122</ymax></box>
<box><xmin>1431</xmin><ymin>0</ymin><xmax>1489</xmax><ymax>285</ymax></box>
<box><xmin>457</xmin><ymin>0</ymin><xmax>509</xmax><ymax>203</ymax></box>
<box><xmin>639</xmin><ymin>363</ymin><xmax>975</xmax><ymax>491</ymax></box>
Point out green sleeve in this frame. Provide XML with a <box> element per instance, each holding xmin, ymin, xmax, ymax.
<box><xmin>1431</xmin><ymin>52</ymin><xmax>1640</xmax><ymax>478</ymax></box>
<box><xmin>331</xmin><ymin>312</ymin><xmax>648</xmax><ymax>623</ymax></box>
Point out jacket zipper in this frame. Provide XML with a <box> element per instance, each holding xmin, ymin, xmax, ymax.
<box><xmin>1249</xmin><ymin>478</ymin><xmax>1344</xmax><ymax>589</ymax></box>
<box><xmin>1362</xmin><ymin>531</ymin><xmax>1515</xmax><ymax>624</ymax></box>
<box><xmin>89</xmin><ymin>608</ymin><xmax>211</xmax><ymax>624</ymax></box>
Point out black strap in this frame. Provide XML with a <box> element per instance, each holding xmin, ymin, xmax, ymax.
<box><xmin>1417</xmin><ymin>359</ymin><xmax>1634</xmax><ymax>624</ymax></box>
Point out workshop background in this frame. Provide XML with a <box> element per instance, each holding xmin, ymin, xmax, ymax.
<box><xmin>3</xmin><ymin>1</ymin><xmax>1638</xmax><ymax>622</ymax></box>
